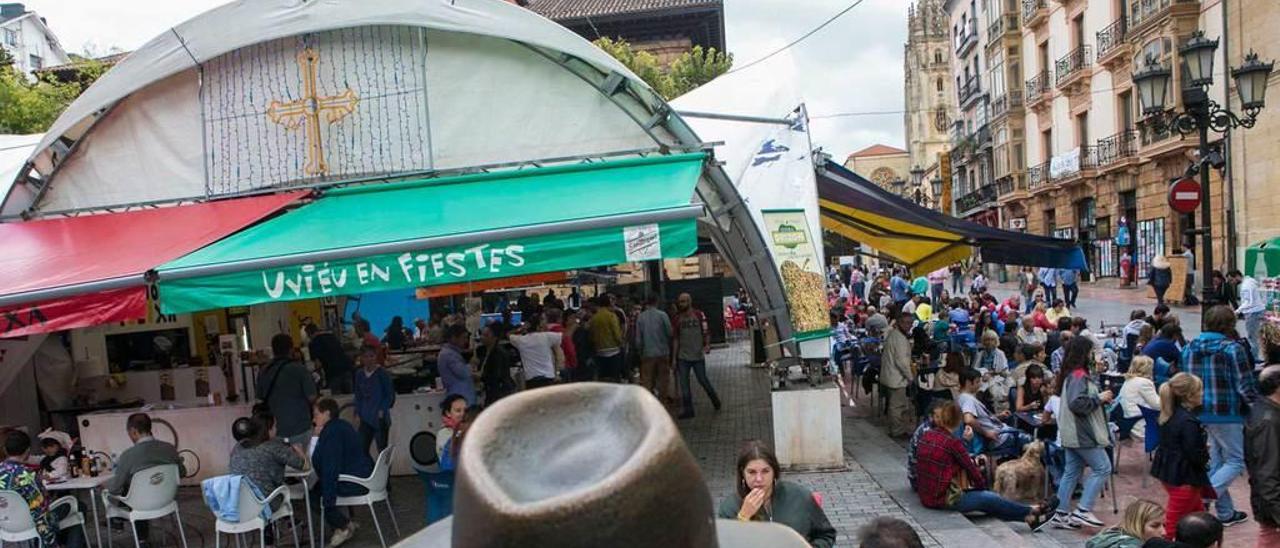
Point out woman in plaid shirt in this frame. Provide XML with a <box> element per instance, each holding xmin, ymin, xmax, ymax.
<box><xmin>913</xmin><ymin>401</ymin><xmax>1057</xmax><ymax>530</ymax></box>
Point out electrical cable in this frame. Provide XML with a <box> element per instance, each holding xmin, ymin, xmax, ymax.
<box><xmin>726</xmin><ymin>0</ymin><xmax>869</xmax><ymax>75</ymax></box>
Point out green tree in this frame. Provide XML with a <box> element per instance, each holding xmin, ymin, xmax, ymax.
<box><xmin>592</xmin><ymin>37</ymin><xmax>732</xmax><ymax>100</ymax></box>
<box><xmin>0</xmin><ymin>59</ymin><xmax>104</xmax><ymax>134</ymax></box>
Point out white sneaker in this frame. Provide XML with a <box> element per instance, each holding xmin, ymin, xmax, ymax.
<box><xmin>1070</xmin><ymin>510</ymin><xmax>1105</xmax><ymax>528</ymax></box>
<box><xmin>1051</xmin><ymin>512</ymin><xmax>1080</xmax><ymax>529</ymax></box>
<box><xmin>329</xmin><ymin>522</ymin><xmax>358</xmax><ymax>547</ymax></box>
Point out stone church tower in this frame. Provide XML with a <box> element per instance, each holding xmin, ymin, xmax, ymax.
<box><xmin>903</xmin><ymin>0</ymin><xmax>954</xmax><ymax>173</ymax></box>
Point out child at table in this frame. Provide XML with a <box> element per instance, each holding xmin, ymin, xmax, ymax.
<box><xmin>37</xmin><ymin>430</ymin><xmax>72</xmax><ymax>482</ymax></box>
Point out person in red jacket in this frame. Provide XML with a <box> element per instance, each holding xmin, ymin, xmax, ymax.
<box><xmin>914</xmin><ymin>400</ymin><xmax>1057</xmax><ymax>530</ymax></box>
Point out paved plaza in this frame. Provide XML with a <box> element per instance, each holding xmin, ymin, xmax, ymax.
<box><xmin>99</xmin><ymin>283</ymin><xmax>1267</xmax><ymax>547</ymax></box>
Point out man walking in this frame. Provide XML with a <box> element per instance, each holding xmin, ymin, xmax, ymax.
<box><xmin>1246</xmin><ymin>365</ymin><xmax>1280</xmax><ymax>528</ymax></box>
<box><xmin>1230</xmin><ymin>270</ymin><xmax>1265</xmax><ymax>359</ymax></box>
<box><xmin>672</xmin><ymin>293</ymin><xmax>721</xmax><ymax>419</ymax></box>
<box><xmin>1182</xmin><ymin>305</ymin><xmax>1259</xmax><ymax>527</ymax></box>
<box><xmin>586</xmin><ymin>297</ymin><xmax>625</xmax><ymax>382</ymax></box>
<box><xmin>1038</xmin><ymin>267</ymin><xmax>1058</xmax><ymax>305</ymax></box>
<box><xmin>881</xmin><ymin>312</ymin><xmax>916</xmax><ymax>438</ymax></box>
<box><xmin>635</xmin><ymin>294</ymin><xmax>675</xmax><ymax>405</ymax></box>
<box><xmin>928</xmin><ymin>267</ymin><xmax>948</xmax><ymax>304</ymax></box>
<box><xmin>257</xmin><ymin>334</ymin><xmax>317</xmax><ymax>449</ymax></box>
<box><xmin>1059</xmin><ymin>268</ymin><xmax>1080</xmax><ymax>309</ymax></box>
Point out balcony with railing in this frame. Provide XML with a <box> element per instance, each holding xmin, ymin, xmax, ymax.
<box><xmin>1095</xmin><ymin>17</ymin><xmax>1130</xmax><ymax>67</ymax></box>
<box><xmin>958</xmin><ymin>76</ymin><xmax>983</xmax><ymax>108</ymax></box>
<box><xmin>1025</xmin><ymin>71</ymin><xmax>1050</xmax><ymax>108</ymax></box>
<box><xmin>956</xmin><ymin>19</ymin><xmax>979</xmax><ymax>56</ymax></box>
<box><xmin>990</xmin><ymin>90</ymin><xmax>1024</xmax><ymax>120</ymax></box>
<box><xmin>1096</xmin><ymin>130</ymin><xmax>1138</xmax><ymax>168</ymax></box>
<box><xmin>995</xmin><ymin>172</ymin><xmax>1027</xmax><ymax>201</ymax></box>
<box><xmin>1129</xmin><ymin>0</ymin><xmax>1201</xmax><ymax>35</ymax></box>
<box><xmin>1055</xmin><ymin>45</ymin><xmax>1092</xmax><ymax>89</ymax></box>
<box><xmin>1028</xmin><ymin>161</ymin><xmax>1052</xmax><ymax>192</ymax></box>
<box><xmin>1022</xmin><ymin>0</ymin><xmax>1048</xmax><ymax>27</ymax></box>
<box><xmin>956</xmin><ymin>184</ymin><xmax>1000</xmax><ymax>216</ymax></box>
<box><xmin>1078</xmin><ymin>145</ymin><xmax>1099</xmax><ymax>174</ymax></box>
<box><xmin>973</xmin><ymin>124</ymin><xmax>992</xmax><ymax>150</ymax></box>
<box><xmin>987</xmin><ymin>13</ymin><xmax>1020</xmax><ymax>44</ymax></box>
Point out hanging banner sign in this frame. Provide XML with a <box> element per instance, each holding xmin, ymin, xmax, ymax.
<box><xmin>0</xmin><ymin>287</ymin><xmax>148</xmax><ymax>338</ymax></box>
<box><xmin>159</xmin><ymin>220</ymin><xmax>696</xmax><ymax>314</ymax></box>
<box><xmin>762</xmin><ymin>209</ymin><xmax>830</xmax><ymax>340</ymax></box>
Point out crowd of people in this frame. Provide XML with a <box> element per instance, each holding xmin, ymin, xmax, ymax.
<box><xmin>827</xmin><ymin>261</ymin><xmax>1280</xmax><ymax>543</ymax></box>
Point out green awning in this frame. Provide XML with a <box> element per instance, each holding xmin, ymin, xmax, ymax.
<box><xmin>1245</xmin><ymin>237</ymin><xmax>1280</xmax><ymax>278</ymax></box>
<box><xmin>157</xmin><ymin>153</ymin><xmax>706</xmax><ymax>313</ymax></box>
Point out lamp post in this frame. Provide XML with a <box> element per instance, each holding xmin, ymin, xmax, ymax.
<box><xmin>1132</xmin><ymin>32</ymin><xmax>1273</xmax><ymax>325</ymax></box>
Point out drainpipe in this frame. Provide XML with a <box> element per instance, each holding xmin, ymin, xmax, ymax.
<box><xmin>1221</xmin><ymin>0</ymin><xmax>1238</xmax><ymax>270</ymax></box>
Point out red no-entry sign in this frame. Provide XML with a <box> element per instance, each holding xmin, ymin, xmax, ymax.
<box><xmin>1168</xmin><ymin>177</ymin><xmax>1201</xmax><ymax>214</ymax></box>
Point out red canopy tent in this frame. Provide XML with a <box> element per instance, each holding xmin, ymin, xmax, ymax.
<box><xmin>0</xmin><ymin>192</ymin><xmax>306</xmax><ymax>338</ymax></box>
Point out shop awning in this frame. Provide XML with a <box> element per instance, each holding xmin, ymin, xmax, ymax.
<box><xmin>0</xmin><ymin>192</ymin><xmax>306</xmax><ymax>337</ymax></box>
<box><xmin>156</xmin><ymin>154</ymin><xmax>706</xmax><ymax>313</ymax></box>
<box><xmin>817</xmin><ymin>161</ymin><xmax>1085</xmax><ymax>274</ymax></box>
<box><xmin>1245</xmin><ymin>237</ymin><xmax>1280</xmax><ymax>277</ymax></box>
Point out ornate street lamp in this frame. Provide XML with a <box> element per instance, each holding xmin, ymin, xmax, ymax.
<box><xmin>931</xmin><ymin>176</ymin><xmax>943</xmax><ymax>201</ymax></box>
<box><xmin>891</xmin><ymin>177</ymin><xmax>906</xmax><ymax>195</ymax></box>
<box><xmin>1132</xmin><ymin>34</ymin><xmax>1274</xmax><ymax>327</ymax></box>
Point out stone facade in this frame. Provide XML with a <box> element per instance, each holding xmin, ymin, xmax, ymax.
<box><xmin>1225</xmin><ymin>0</ymin><xmax>1280</xmax><ymax>270</ymax></box>
<box><xmin>904</xmin><ymin>0</ymin><xmax>956</xmax><ymax>173</ymax></box>
<box><xmin>844</xmin><ymin>144</ymin><xmax>911</xmax><ymax>190</ymax></box>
<box><xmin>1008</xmin><ymin>0</ymin><xmax>1230</xmax><ymax>280</ymax></box>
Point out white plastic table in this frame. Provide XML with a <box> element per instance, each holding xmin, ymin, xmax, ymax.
<box><xmin>46</xmin><ymin>474</ymin><xmax>113</xmax><ymax>548</ymax></box>
<box><xmin>285</xmin><ymin>467</ymin><xmax>316</xmax><ymax>548</ymax></box>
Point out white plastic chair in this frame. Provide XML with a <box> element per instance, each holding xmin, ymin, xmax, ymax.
<box><xmin>103</xmin><ymin>464</ymin><xmax>189</xmax><ymax>548</ymax></box>
<box><xmin>285</xmin><ymin>469</ymin><xmax>315</xmax><ymax>548</ymax></box>
<box><xmin>319</xmin><ymin>446</ymin><xmax>399</xmax><ymax>548</ymax></box>
<box><xmin>212</xmin><ymin>480</ymin><xmax>300</xmax><ymax>548</ymax></box>
<box><xmin>0</xmin><ymin>490</ymin><xmax>89</xmax><ymax>547</ymax></box>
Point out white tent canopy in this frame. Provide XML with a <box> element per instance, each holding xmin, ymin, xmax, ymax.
<box><xmin>0</xmin><ymin>0</ymin><xmax>798</xmax><ymax>347</ymax></box>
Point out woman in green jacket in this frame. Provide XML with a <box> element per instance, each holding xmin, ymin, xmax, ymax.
<box><xmin>717</xmin><ymin>441</ymin><xmax>837</xmax><ymax>548</ymax></box>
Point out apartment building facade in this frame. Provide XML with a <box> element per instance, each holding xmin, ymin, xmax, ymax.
<box><xmin>1014</xmin><ymin>0</ymin><xmax>1228</xmax><ymax>281</ymax></box>
<box><xmin>1224</xmin><ymin>1</ymin><xmax>1280</xmax><ymax>268</ymax></box>
<box><xmin>944</xmin><ymin>0</ymin><xmax>1000</xmax><ymax>227</ymax></box>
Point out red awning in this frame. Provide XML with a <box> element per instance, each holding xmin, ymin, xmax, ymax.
<box><xmin>0</xmin><ymin>192</ymin><xmax>306</xmax><ymax>337</ymax></box>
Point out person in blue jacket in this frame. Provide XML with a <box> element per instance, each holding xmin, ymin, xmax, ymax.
<box><xmin>353</xmin><ymin>343</ymin><xmax>395</xmax><ymax>454</ymax></box>
<box><xmin>312</xmin><ymin>398</ymin><xmax>374</xmax><ymax>547</ymax></box>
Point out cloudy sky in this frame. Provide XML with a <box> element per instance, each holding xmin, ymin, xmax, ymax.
<box><xmin>26</xmin><ymin>0</ymin><xmax>908</xmax><ymax>160</ymax></box>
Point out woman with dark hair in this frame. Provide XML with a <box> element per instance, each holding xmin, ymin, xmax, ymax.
<box><xmin>913</xmin><ymin>402</ymin><xmax>1057</xmax><ymax>529</ymax></box>
<box><xmin>1015</xmin><ymin>364</ymin><xmax>1047</xmax><ymax>413</ymax></box>
<box><xmin>1050</xmin><ymin>337</ymin><xmax>1114</xmax><ymax>530</ymax></box>
<box><xmin>383</xmin><ymin>315</ymin><xmax>408</xmax><ymax>351</ymax></box>
<box><xmin>229</xmin><ymin>409</ymin><xmax>307</xmax><ymax>507</ymax></box>
<box><xmin>717</xmin><ymin>441</ymin><xmax>837</xmax><ymax>548</ymax></box>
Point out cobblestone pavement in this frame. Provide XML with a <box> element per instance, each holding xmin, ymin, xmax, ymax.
<box><xmin>677</xmin><ymin>343</ymin><xmax>946</xmax><ymax>547</ymax></box>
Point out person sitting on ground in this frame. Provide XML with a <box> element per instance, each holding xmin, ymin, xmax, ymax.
<box><xmin>1136</xmin><ymin>324</ymin><xmax>1156</xmax><ymax>356</ymax></box>
<box><xmin>1085</xmin><ymin>499</ymin><xmax>1166</xmax><ymax>548</ymax></box>
<box><xmin>1015</xmin><ymin>364</ymin><xmax>1048</xmax><ymax>414</ymax></box>
<box><xmin>913</xmin><ymin>401</ymin><xmax>1056</xmax><ymax>529</ymax></box>
<box><xmin>974</xmin><ymin>330</ymin><xmax>1009</xmax><ymax>374</ymax></box>
<box><xmin>1146</xmin><ymin>304</ymin><xmax>1172</xmax><ymax>332</ymax></box>
<box><xmin>717</xmin><ymin>441</ymin><xmax>837</xmax><ymax>548</ymax></box>
<box><xmin>1259</xmin><ymin>322</ymin><xmax>1280</xmax><ymax>365</ymax></box>
<box><xmin>1031</xmin><ymin>302</ymin><xmax>1056</xmax><ymax>331</ymax></box>
<box><xmin>229</xmin><ymin>409</ymin><xmax>306</xmax><ymax>510</ymax></box>
<box><xmin>1120</xmin><ymin>356</ymin><xmax>1162</xmax><ymax>439</ymax></box>
<box><xmin>1073</xmin><ymin>317</ymin><xmax>1103</xmax><ymax>352</ymax></box>
<box><xmin>858</xmin><ymin>516</ymin><xmax>924</xmax><ymax>548</ymax></box>
<box><xmin>1142</xmin><ymin>324</ymin><xmax>1183</xmax><ymax>374</ymax></box>
<box><xmin>1124</xmin><ymin>310</ymin><xmax>1149</xmax><ymax>342</ymax></box>
<box><xmin>1152</xmin><ymin>373</ymin><xmax>1211</xmax><ymax>539</ymax></box>
<box><xmin>105</xmin><ymin>413</ymin><xmax>185</xmax><ymax>544</ymax></box>
<box><xmin>956</xmin><ymin>368</ymin><xmax>1029</xmax><ymax>457</ymax></box>
<box><xmin>311</xmin><ymin>398</ymin><xmax>373</xmax><ymax>547</ymax></box>
<box><xmin>1172</xmin><ymin>512</ymin><xmax>1222</xmax><ymax>548</ymax></box>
